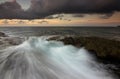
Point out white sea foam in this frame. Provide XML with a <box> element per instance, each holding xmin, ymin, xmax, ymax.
<box><xmin>0</xmin><ymin>37</ymin><xmax>114</xmax><ymax>79</ymax></box>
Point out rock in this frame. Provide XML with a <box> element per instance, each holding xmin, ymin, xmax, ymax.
<box><xmin>48</xmin><ymin>35</ymin><xmax>83</xmax><ymax>47</ymax></box>
<box><xmin>0</xmin><ymin>37</ymin><xmax>25</xmax><ymax>50</ymax></box>
<box><xmin>3</xmin><ymin>37</ymin><xmax>25</xmax><ymax>45</ymax></box>
<box><xmin>0</xmin><ymin>32</ymin><xmax>7</xmax><ymax>37</ymax></box>
<box><xmin>48</xmin><ymin>36</ymin><xmax>120</xmax><ymax>61</ymax></box>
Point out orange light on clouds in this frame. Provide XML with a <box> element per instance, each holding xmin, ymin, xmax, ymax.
<box><xmin>0</xmin><ymin>12</ymin><xmax>120</xmax><ymax>26</ymax></box>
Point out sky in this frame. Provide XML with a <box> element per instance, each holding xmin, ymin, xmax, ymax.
<box><xmin>0</xmin><ymin>0</ymin><xmax>120</xmax><ymax>26</ymax></box>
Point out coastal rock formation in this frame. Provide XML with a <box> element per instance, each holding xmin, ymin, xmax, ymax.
<box><xmin>0</xmin><ymin>34</ymin><xmax>120</xmax><ymax>61</ymax></box>
<box><xmin>0</xmin><ymin>35</ymin><xmax>119</xmax><ymax>78</ymax></box>
<box><xmin>0</xmin><ymin>32</ymin><xmax>7</xmax><ymax>37</ymax></box>
<box><xmin>48</xmin><ymin>36</ymin><xmax>120</xmax><ymax>61</ymax></box>
<box><xmin>48</xmin><ymin>35</ymin><xmax>120</xmax><ymax>78</ymax></box>
<box><xmin>0</xmin><ymin>37</ymin><xmax>25</xmax><ymax>50</ymax></box>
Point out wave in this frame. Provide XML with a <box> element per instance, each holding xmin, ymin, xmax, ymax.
<box><xmin>0</xmin><ymin>37</ymin><xmax>114</xmax><ymax>79</ymax></box>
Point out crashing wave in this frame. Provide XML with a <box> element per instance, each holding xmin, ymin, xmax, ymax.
<box><xmin>0</xmin><ymin>37</ymin><xmax>113</xmax><ymax>79</ymax></box>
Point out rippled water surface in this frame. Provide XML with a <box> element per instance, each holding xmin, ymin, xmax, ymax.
<box><xmin>0</xmin><ymin>27</ymin><xmax>120</xmax><ymax>38</ymax></box>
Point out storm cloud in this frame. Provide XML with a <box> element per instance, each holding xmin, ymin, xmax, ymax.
<box><xmin>0</xmin><ymin>0</ymin><xmax>120</xmax><ymax>19</ymax></box>
<box><xmin>0</xmin><ymin>1</ymin><xmax>32</xmax><ymax>19</ymax></box>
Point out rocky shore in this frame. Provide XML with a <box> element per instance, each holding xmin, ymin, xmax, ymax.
<box><xmin>48</xmin><ymin>35</ymin><xmax>120</xmax><ymax>60</ymax></box>
<box><xmin>0</xmin><ymin>32</ymin><xmax>120</xmax><ymax>61</ymax></box>
<box><xmin>0</xmin><ymin>32</ymin><xmax>120</xmax><ymax>78</ymax></box>
<box><xmin>48</xmin><ymin>35</ymin><xmax>120</xmax><ymax>78</ymax></box>
<box><xmin>0</xmin><ymin>32</ymin><xmax>25</xmax><ymax>49</ymax></box>
<box><xmin>0</xmin><ymin>32</ymin><xmax>8</xmax><ymax>37</ymax></box>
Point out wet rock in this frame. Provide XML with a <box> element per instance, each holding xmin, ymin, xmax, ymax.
<box><xmin>0</xmin><ymin>41</ymin><xmax>3</xmax><ymax>45</ymax></box>
<box><xmin>48</xmin><ymin>36</ymin><xmax>120</xmax><ymax>61</ymax></box>
<box><xmin>0</xmin><ymin>37</ymin><xmax>25</xmax><ymax>50</ymax></box>
<box><xmin>48</xmin><ymin>35</ymin><xmax>82</xmax><ymax>47</ymax></box>
<box><xmin>0</xmin><ymin>32</ymin><xmax>7</xmax><ymax>37</ymax></box>
<box><xmin>2</xmin><ymin>37</ymin><xmax>25</xmax><ymax>45</ymax></box>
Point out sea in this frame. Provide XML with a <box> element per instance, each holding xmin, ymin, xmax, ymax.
<box><xmin>0</xmin><ymin>27</ymin><xmax>120</xmax><ymax>40</ymax></box>
<box><xmin>0</xmin><ymin>27</ymin><xmax>120</xmax><ymax>79</ymax></box>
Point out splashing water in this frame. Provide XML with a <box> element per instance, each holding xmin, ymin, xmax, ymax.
<box><xmin>0</xmin><ymin>37</ymin><xmax>114</xmax><ymax>79</ymax></box>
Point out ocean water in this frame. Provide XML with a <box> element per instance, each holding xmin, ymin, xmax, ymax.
<box><xmin>0</xmin><ymin>37</ymin><xmax>115</xmax><ymax>79</ymax></box>
<box><xmin>0</xmin><ymin>27</ymin><xmax>120</xmax><ymax>79</ymax></box>
<box><xmin>0</xmin><ymin>27</ymin><xmax>120</xmax><ymax>39</ymax></box>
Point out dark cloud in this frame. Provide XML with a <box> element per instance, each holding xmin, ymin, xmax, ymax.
<box><xmin>0</xmin><ymin>0</ymin><xmax>33</xmax><ymax>19</ymax></box>
<box><xmin>45</xmin><ymin>14</ymin><xmax>71</xmax><ymax>21</ymax></box>
<box><xmin>38</xmin><ymin>20</ymin><xmax>49</xmax><ymax>24</ymax></box>
<box><xmin>72</xmin><ymin>14</ymin><xmax>84</xmax><ymax>17</ymax></box>
<box><xmin>100</xmin><ymin>13</ymin><xmax>113</xmax><ymax>19</ymax></box>
<box><xmin>0</xmin><ymin>1</ymin><xmax>24</xmax><ymax>19</ymax></box>
<box><xmin>29</xmin><ymin>0</ymin><xmax>120</xmax><ymax>16</ymax></box>
<box><xmin>0</xmin><ymin>0</ymin><xmax>120</xmax><ymax>19</ymax></box>
<box><xmin>45</xmin><ymin>14</ymin><xmax>64</xmax><ymax>19</ymax></box>
<box><xmin>18</xmin><ymin>20</ymin><xmax>25</xmax><ymax>24</ymax></box>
